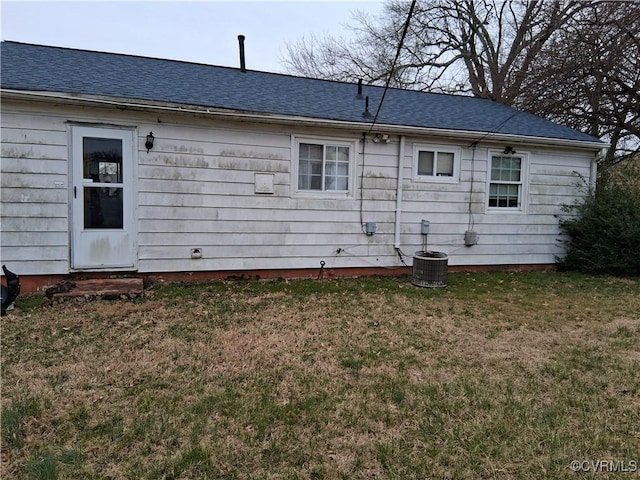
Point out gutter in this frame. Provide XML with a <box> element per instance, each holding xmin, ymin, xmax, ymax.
<box><xmin>1</xmin><ymin>89</ymin><xmax>608</xmax><ymax>151</ymax></box>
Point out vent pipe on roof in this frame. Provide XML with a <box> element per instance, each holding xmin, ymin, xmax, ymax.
<box><xmin>238</xmin><ymin>35</ymin><xmax>246</xmax><ymax>72</ymax></box>
<box><xmin>357</xmin><ymin>79</ymin><xmax>363</xmax><ymax>99</ymax></box>
<box><xmin>363</xmin><ymin>96</ymin><xmax>373</xmax><ymax>118</ymax></box>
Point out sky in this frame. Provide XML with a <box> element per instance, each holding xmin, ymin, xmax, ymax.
<box><xmin>1</xmin><ymin>0</ymin><xmax>384</xmax><ymax>73</ymax></box>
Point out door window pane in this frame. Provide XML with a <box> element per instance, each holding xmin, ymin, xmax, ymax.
<box><xmin>83</xmin><ymin>137</ymin><xmax>124</xmax><ymax>228</ymax></box>
<box><xmin>84</xmin><ymin>186</ymin><xmax>123</xmax><ymax>229</ymax></box>
<box><xmin>83</xmin><ymin>137</ymin><xmax>123</xmax><ymax>183</ymax></box>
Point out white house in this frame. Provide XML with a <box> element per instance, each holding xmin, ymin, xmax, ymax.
<box><xmin>0</xmin><ymin>42</ymin><xmax>605</xmax><ymax>291</ymax></box>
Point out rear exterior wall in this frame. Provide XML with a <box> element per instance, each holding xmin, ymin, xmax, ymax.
<box><xmin>0</xmin><ymin>99</ymin><xmax>595</xmax><ymax>277</ymax></box>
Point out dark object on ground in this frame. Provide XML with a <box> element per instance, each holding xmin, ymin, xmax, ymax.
<box><xmin>1</xmin><ymin>265</ymin><xmax>21</xmax><ymax>316</ymax></box>
<box><xmin>45</xmin><ymin>280</ymin><xmax>77</xmax><ymax>298</ymax></box>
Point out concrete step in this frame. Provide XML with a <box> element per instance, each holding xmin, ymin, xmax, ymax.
<box><xmin>47</xmin><ymin>278</ymin><xmax>144</xmax><ymax>301</ymax></box>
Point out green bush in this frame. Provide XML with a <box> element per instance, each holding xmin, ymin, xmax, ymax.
<box><xmin>558</xmin><ymin>165</ymin><xmax>640</xmax><ymax>275</ymax></box>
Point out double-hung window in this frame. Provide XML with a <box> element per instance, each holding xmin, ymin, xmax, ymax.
<box><xmin>413</xmin><ymin>145</ymin><xmax>461</xmax><ymax>182</ymax></box>
<box><xmin>488</xmin><ymin>154</ymin><xmax>525</xmax><ymax>209</ymax></box>
<box><xmin>297</xmin><ymin>139</ymin><xmax>351</xmax><ymax>193</ymax></box>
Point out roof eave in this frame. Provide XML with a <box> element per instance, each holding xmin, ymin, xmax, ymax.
<box><xmin>1</xmin><ymin>89</ymin><xmax>608</xmax><ymax>151</ymax></box>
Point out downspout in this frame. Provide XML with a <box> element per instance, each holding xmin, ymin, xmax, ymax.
<box><xmin>394</xmin><ymin>135</ymin><xmax>406</xmax><ymax>249</ymax></box>
<box><xmin>591</xmin><ymin>147</ymin><xmax>606</xmax><ymax>191</ymax></box>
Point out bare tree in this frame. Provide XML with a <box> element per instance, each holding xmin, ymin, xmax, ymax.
<box><xmin>283</xmin><ymin>0</ymin><xmax>587</xmax><ymax>98</ymax></box>
<box><xmin>520</xmin><ymin>1</ymin><xmax>640</xmax><ymax>166</ymax></box>
<box><xmin>282</xmin><ymin>0</ymin><xmax>639</xmax><ymax>165</ymax></box>
<box><xmin>281</xmin><ymin>11</ymin><xmax>413</xmax><ymax>86</ymax></box>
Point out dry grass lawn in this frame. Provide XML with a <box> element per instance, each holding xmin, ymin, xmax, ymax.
<box><xmin>1</xmin><ymin>271</ymin><xmax>639</xmax><ymax>479</ymax></box>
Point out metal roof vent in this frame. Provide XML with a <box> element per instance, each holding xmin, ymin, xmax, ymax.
<box><xmin>362</xmin><ymin>96</ymin><xmax>372</xmax><ymax>118</ymax></box>
<box><xmin>237</xmin><ymin>34</ymin><xmax>246</xmax><ymax>72</ymax></box>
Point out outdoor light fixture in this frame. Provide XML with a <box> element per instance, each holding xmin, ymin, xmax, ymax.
<box><xmin>145</xmin><ymin>132</ymin><xmax>155</xmax><ymax>153</ymax></box>
<box><xmin>503</xmin><ymin>145</ymin><xmax>516</xmax><ymax>155</ymax></box>
<box><xmin>372</xmin><ymin>133</ymin><xmax>390</xmax><ymax>144</ymax></box>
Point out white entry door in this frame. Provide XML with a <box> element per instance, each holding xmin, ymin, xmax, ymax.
<box><xmin>71</xmin><ymin>126</ymin><xmax>136</xmax><ymax>269</ymax></box>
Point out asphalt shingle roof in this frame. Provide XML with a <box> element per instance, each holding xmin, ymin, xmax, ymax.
<box><xmin>1</xmin><ymin>41</ymin><xmax>601</xmax><ymax>144</ymax></box>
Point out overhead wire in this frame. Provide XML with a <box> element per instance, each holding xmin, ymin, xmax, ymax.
<box><xmin>368</xmin><ymin>0</ymin><xmax>418</xmax><ymax>134</ymax></box>
<box><xmin>360</xmin><ymin>0</ymin><xmax>523</xmax><ymax>258</ymax></box>
<box><xmin>359</xmin><ymin>0</ymin><xmax>418</xmax><ymax>241</ymax></box>
<box><xmin>464</xmin><ymin>109</ymin><xmax>524</xmax><ymax>231</ymax></box>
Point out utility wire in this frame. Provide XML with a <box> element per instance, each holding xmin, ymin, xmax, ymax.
<box><xmin>359</xmin><ymin>0</ymin><xmax>416</xmax><ymax>234</ymax></box>
<box><xmin>464</xmin><ymin>108</ymin><xmax>524</xmax><ymax>229</ymax></box>
<box><xmin>466</xmin><ymin>109</ymin><xmax>523</xmax><ymax>149</ymax></box>
<box><xmin>368</xmin><ymin>0</ymin><xmax>417</xmax><ymax>133</ymax></box>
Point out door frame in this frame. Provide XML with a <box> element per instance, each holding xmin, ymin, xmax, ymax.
<box><xmin>69</xmin><ymin>124</ymin><xmax>138</xmax><ymax>271</ymax></box>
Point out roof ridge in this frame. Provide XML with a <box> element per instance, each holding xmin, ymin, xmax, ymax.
<box><xmin>0</xmin><ymin>40</ymin><xmax>483</xmax><ymax>100</ymax></box>
<box><xmin>0</xmin><ymin>40</ymin><xmax>376</xmax><ymax>88</ymax></box>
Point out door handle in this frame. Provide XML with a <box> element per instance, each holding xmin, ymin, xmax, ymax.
<box><xmin>74</xmin><ymin>186</ymin><xmax>77</xmax><ymax>198</ymax></box>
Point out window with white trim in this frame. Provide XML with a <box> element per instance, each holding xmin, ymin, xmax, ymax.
<box><xmin>296</xmin><ymin>140</ymin><xmax>351</xmax><ymax>193</ymax></box>
<box><xmin>413</xmin><ymin>145</ymin><xmax>461</xmax><ymax>182</ymax></box>
<box><xmin>487</xmin><ymin>154</ymin><xmax>525</xmax><ymax>209</ymax></box>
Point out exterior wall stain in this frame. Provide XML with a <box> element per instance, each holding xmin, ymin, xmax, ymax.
<box><xmin>219</xmin><ymin>149</ymin><xmax>286</xmax><ymax>161</ymax></box>
<box><xmin>1</xmin><ymin>147</ymin><xmax>33</xmax><ymax>159</ymax></box>
<box><xmin>157</xmin><ymin>155</ymin><xmax>210</xmax><ymax>168</ymax></box>
<box><xmin>172</xmin><ymin>145</ymin><xmax>205</xmax><ymax>155</ymax></box>
<box><xmin>0</xmin><ymin>99</ymin><xmax>598</xmax><ymax>277</ymax></box>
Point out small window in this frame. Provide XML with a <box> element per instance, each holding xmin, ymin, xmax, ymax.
<box><xmin>488</xmin><ymin>154</ymin><xmax>524</xmax><ymax>209</ymax></box>
<box><xmin>297</xmin><ymin>140</ymin><xmax>351</xmax><ymax>193</ymax></box>
<box><xmin>413</xmin><ymin>145</ymin><xmax>460</xmax><ymax>182</ymax></box>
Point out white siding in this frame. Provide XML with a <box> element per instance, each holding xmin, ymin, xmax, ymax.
<box><xmin>135</xmin><ymin>121</ymin><xmax>397</xmax><ymax>272</ymax></box>
<box><xmin>398</xmin><ymin>141</ymin><xmax>593</xmax><ymax>265</ymax></box>
<box><xmin>1</xmin><ymin>105</ymin><xmax>70</xmax><ymax>274</ymax></box>
<box><xmin>0</xmin><ymin>98</ymin><xmax>597</xmax><ymax>277</ymax></box>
